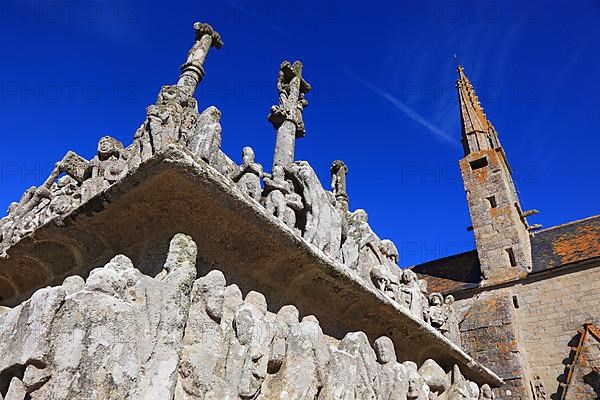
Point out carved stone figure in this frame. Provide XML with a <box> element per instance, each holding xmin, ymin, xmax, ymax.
<box><xmin>375</xmin><ymin>336</ymin><xmax>408</xmax><ymax>399</ymax></box>
<box><xmin>377</xmin><ymin>239</ymin><xmax>403</xmax><ymax>301</ymax></box>
<box><xmin>341</xmin><ymin>209</ymin><xmax>382</xmax><ymax>279</ymax></box>
<box><xmin>338</xmin><ymin>331</ymin><xmax>379</xmax><ymax>399</ymax></box>
<box><xmin>267</xmin><ymin>305</ymin><xmax>299</xmax><ymax>374</ymax></box>
<box><xmin>370</xmin><ymin>265</ymin><xmax>390</xmax><ymax>293</ymax></box>
<box><xmin>187</xmin><ymin>106</ymin><xmax>222</xmax><ymax>164</ymax></box>
<box><xmin>429</xmin><ymin>293</ymin><xmax>448</xmax><ymax>334</ymax></box>
<box><xmin>380</xmin><ymin>240</ymin><xmax>400</xmax><ymax>273</ymax></box>
<box><xmin>318</xmin><ymin>347</ymin><xmax>358</xmax><ymax>400</ymax></box>
<box><xmin>224</xmin><ymin>292</ymin><xmax>271</xmax><ymax>399</ymax></box>
<box><xmin>401</xmin><ymin>269</ymin><xmax>425</xmax><ymax>319</ymax></box>
<box><xmin>145</xmin><ymin>85</ymin><xmax>195</xmax><ymax>155</ymax></box>
<box><xmin>446</xmin><ymin>365</ymin><xmax>471</xmax><ymax>400</ymax></box>
<box><xmin>404</xmin><ymin>361</ymin><xmax>429</xmax><ymax>400</ymax></box>
<box><xmin>468</xmin><ymin>381</ymin><xmax>481</xmax><ymax>400</ymax></box>
<box><xmin>0</xmin><ymin>152</ymin><xmax>89</xmax><ymax>248</ymax></box>
<box><xmin>370</xmin><ymin>268</ymin><xmax>400</xmax><ymax>302</ymax></box>
<box><xmin>283</xmin><ymin>184</ymin><xmax>304</xmax><ymax>234</ymax></box>
<box><xmin>330</xmin><ymin>160</ymin><xmax>349</xmax><ymax>212</ymax></box>
<box><xmin>419</xmin><ymin>279</ymin><xmax>430</xmax><ymax>321</ymax></box>
<box><xmin>81</xmin><ymin>136</ymin><xmax>129</xmax><ymax>202</ymax></box>
<box><xmin>44</xmin><ymin>176</ymin><xmax>81</xmax><ymax>222</ymax></box>
<box><xmin>418</xmin><ymin>359</ymin><xmax>449</xmax><ymax>395</ymax></box>
<box><xmin>444</xmin><ymin>295</ymin><xmax>461</xmax><ymax>345</ymax></box>
<box><xmin>264</xmin><ymin>165</ymin><xmax>291</xmax><ymax>221</ymax></box>
<box><xmin>479</xmin><ymin>384</ymin><xmax>495</xmax><ymax>400</ymax></box>
<box><xmin>177</xmin><ymin>270</ymin><xmax>227</xmax><ymax>399</ymax></box>
<box><xmin>231</xmin><ymin>147</ymin><xmax>264</xmax><ymax>202</ymax></box>
<box><xmin>269</xmin><ymin>61</ymin><xmax>311</xmax><ymax>169</ymax></box>
<box><xmin>340</xmin><ymin>210</ymin><xmax>366</xmax><ymax>271</ymax></box>
<box><xmin>263</xmin><ymin>165</ymin><xmax>304</xmax><ymax>232</ymax></box>
<box><xmin>263</xmin><ymin>316</ymin><xmax>330</xmax><ymax>399</ymax></box>
<box><xmin>286</xmin><ymin>161</ymin><xmax>342</xmax><ymax>259</ymax></box>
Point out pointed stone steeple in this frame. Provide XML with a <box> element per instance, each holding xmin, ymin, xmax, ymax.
<box><xmin>456</xmin><ymin>65</ymin><xmax>535</xmax><ymax>286</ymax></box>
<box><xmin>456</xmin><ymin>65</ymin><xmax>500</xmax><ymax>156</ymax></box>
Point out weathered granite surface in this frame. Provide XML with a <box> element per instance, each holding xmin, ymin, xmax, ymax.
<box><xmin>0</xmin><ymin>146</ymin><xmax>500</xmax><ymax>386</ymax></box>
<box><xmin>0</xmin><ymin>234</ymin><xmax>494</xmax><ymax>400</ymax></box>
<box><xmin>0</xmin><ymin>21</ymin><xmax>503</xmax><ymax>394</ymax></box>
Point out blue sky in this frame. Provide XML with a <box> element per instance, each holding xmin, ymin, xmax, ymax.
<box><xmin>1</xmin><ymin>0</ymin><xmax>598</xmax><ymax>266</ymax></box>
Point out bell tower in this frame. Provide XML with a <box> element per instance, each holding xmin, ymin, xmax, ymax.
<box><xmin>457</xmin><ymin>65</ymin><xmax>537</xmax><ymax>285</ymax></box>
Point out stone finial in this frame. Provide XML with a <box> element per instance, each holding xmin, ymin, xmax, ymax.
<box><xmin>330</xmin><ymin>160</ymin><xmax>349</xmax><ymax>212</ymax></box>
<box><xmin>269</xmin><ymin>61</ymin><xmax>311</xmax><ymax>135</ymax></box>
<box><xmin>269</xmin><ymin>61</ymin><xmax>312</xmax><ymax>169</ymax></box>
<box><xmin>193</xmin><ymin>22</ymin><xmax>224</xmax><ymax>49</ymax></box>
<box><xmin>177</xmin><ymin>22</ymin><xmax>223</xmax><ymax>97</ymax></box>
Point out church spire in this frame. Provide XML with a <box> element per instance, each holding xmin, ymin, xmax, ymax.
<box><xmin>456</xmin><ymin>64</ymin><xmax>534</xmax><ymax>286</ymax></box>
<box><xmin>456</xmin><ymin>65</ymin><xmax>500</xmax><ymax>156</ymax></box>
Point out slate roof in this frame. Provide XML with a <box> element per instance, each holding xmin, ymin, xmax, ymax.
<box><xmin>413</xmin><ymin>214</ymin><xmax>600</xmax><ymax>295</ymax></box>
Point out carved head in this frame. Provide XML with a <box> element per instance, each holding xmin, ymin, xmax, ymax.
<box><xmin>272</xmin><ymin>165</ymin><xmax>285</xmax><ymax>181</ymax></box>
<box><xmin>339</xmin><ymin>331</ymin><xmax>372</xmax><ymax>359</ymax></box>
<box><xmin>330</xmin><ymin>160</ymin><xmax>348</xmax><ymax>176</ymax></box>
<box><xmin>445</xmin><ymin>295</ymin><xmax>455</xmax><ymax>306</ymax></box>
<box><xmin>7</xmin><ymin>202</ymin><xmax>18</xmax><ymax>215</ymax></box>
<box><xmin>275</xmin><ymin>305</ymin><xmax>299</xmax><ymax>333</ymax></box>
<box><xmin>468</xmin><ymin>381</ymin><xmax>480</xmax><ymax>399</ymax></box>
<box><xmin>158</xmin><ymin>85</ymin><xmax>179</xmax><ymax>103</ymax></box>
<box><xmin>242</xmin><ymin>146</ymin><xmax>255</xmax><ymax>164</ymax></box>
<box><xmin>405</xmin><ymin>362</ymin><xmax>426</xmax><ymax>400</ymax></box>
<box><xmin>429</xmin><ymin>293</ymin><xmax>443</xmax><ymax>306</ymax></box>
<box><xmin>201</xmin><ymin>105</ymin><xmax>222</xmax><ymax>122</ymax></box>
<box><xmin>198</xmin><ymin>270</ymin><xmax>226</xmax><ymax>322</ymax></box>
<box><xmin>370</xmin><ymin>265</ymin><xmax>389</xmax><ymax>291</ymax></box>
<box><xmin>480</xmin><ymin>384</ymin><xmax>494</xmax><ymax>399</ymax></box>
<box><xmin>98</xmin><ymin>136</ymin><xmax>124</xmax><ymax>158</ymax></box>
<box><xmin>380</xmin><ymin>239</ymin><xmax>399</xmax><ymax>264</ymax></box>
<box><xmin>402</xmin><ymin>269</ymin><xmax>418</xmax><ymax>284</ymax></box>
<box><xmin>353</xmin><ymin>209</ymin><xmax>368</xmax><ymax>224</ymax></box>
<box><xmin>85</xmin><ymin>255</ymin><xmax>134</xmax><ymax>298</ymax></box>
<box><xmin>157</xmin><ymin>85</ymin><xmax>189</xmax><ymax>107</ymax></box>
<box><xmin>233</xmin><ymin>308</ymin><xmax>255</xmax><ymax>346</ymax></box>
<box><xmin>193</xmin><ymin>22</ymin><xmax>223</xmax><ymax>49</ymax></box>
<box><xmin>374</xmin><ymin>336</ymin><xmax>396</xmax><ymax>365</ymax></box>
<box><xmin>245</xmin><ymin>291</ymin><xmax>267</xmax><ymax>316</ymax></box>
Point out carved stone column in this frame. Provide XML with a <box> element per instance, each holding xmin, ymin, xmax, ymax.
<box><xmin>176</xmin><ymin>22</ymin><xmax>224</xmax><ymax>98</ymax></box>
<box><xmin>331</xmin><ymin>160</ymin><xmax>349</xmax><ymax>212</ymax></box>
<box><xmin>268</xmin><ymin>61</ymin><xmax>311</xmax><ymax>169</ymax></box>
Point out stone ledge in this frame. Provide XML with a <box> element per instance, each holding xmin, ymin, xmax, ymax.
<box><xmin>0</xmin><ymin>146</ymin><xmax>502</xmax><ymax>386</ymax></box>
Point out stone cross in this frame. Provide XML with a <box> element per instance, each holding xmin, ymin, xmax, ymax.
<box><xmin>330</xmin><ymin>160</ymin><xmax>349</xmax><ymax>212</ymax></box>
<box><xmin>176</xmin><ymin>22</ymin><xmax>224</xmax><ymax>98</ymax></box>
<box><xmin>268</xmin><ymin>61</ymin><xmax>311</xmax><ymax>169</ymax></box>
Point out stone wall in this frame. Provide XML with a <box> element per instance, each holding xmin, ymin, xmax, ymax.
<box><xmin>515</xmin><ymin>263</ymin><xmax>600</xmax><ymax>398</ymax></box>
<box><xmin>457</xmin><ymin>290</ymin><xmax>530</xmax><ymax>400</ymax></box>
<box><xmin>456</xmin><ymin>261</ymin><xmax>600</xmax><ymax>399</ymax></box>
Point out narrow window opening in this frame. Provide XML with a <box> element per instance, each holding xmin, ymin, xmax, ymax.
<box><xmin>469</xmin><ymin>157</ymin><xmax>488</xmax><ymax>170</ymax></box>
<box><xmin>512</xmin><ymin>295</ymin><xmax>520</xmax><ymax>309</ymax></box>
<box><xmin>506</xmin><ymin>248</ymin><xmax>517</xmax><ymax>267</ymax></box>
<box><xmin>487</xmin><ymin>195</ymin><xmax>497</xmax><ymax>208</ymax></box>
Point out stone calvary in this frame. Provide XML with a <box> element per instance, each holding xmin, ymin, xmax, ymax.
<box><xmin>0</xmin><ymin>22</ymin><xmax>599</xmax><ymax>400</ymax></box>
